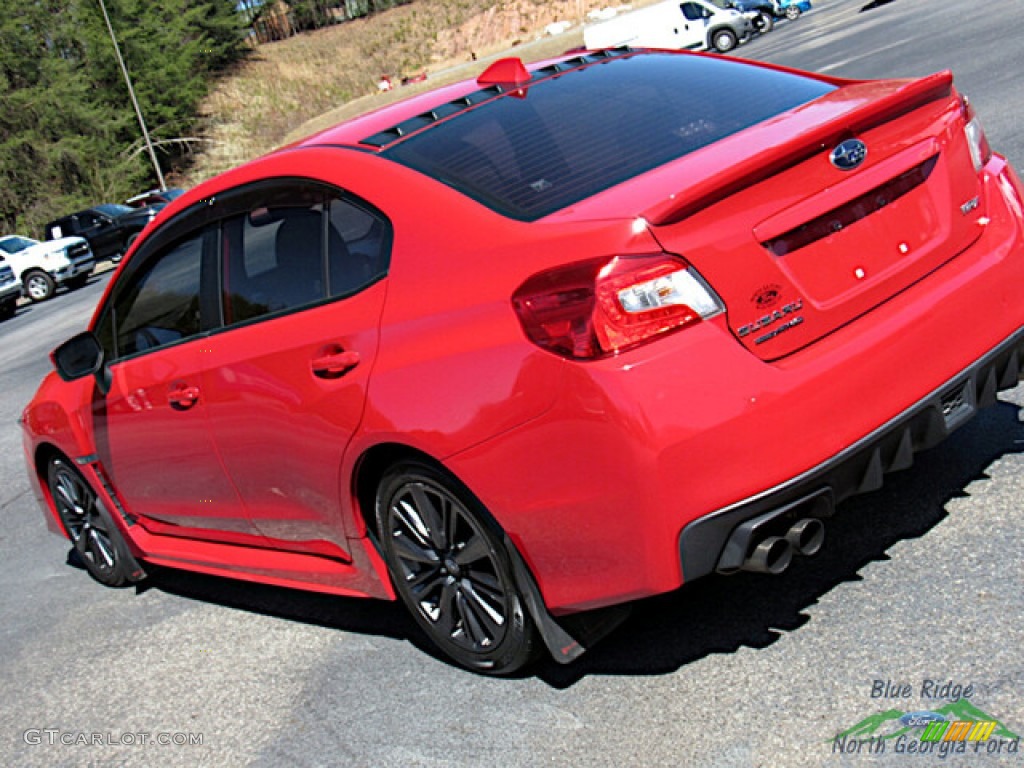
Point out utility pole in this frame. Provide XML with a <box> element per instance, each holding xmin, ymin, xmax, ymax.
<box><xmin>96</xmin><ymin>0</ymin><xmax>167</xmax><ymax>191</ymax></box>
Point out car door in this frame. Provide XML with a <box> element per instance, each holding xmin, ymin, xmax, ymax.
<box><xmin>90</xmin><ymin>226</ymin><xmax>257</xmax><ymax>539</ymax></box>
<box><xmin>198</xmin><ymin>181</ymin><xmax>390</xmax><ymax>557</ymax></box>
<box><xmin>677</xmin><ymin>2</ymin><xmax>710</xmax><ymax>48</ymax></box>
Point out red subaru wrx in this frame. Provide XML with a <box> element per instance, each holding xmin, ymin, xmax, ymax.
<box><xmin>22</xmin><ymin>50</ymin><xmax>1024</xmax><ymax>674</ymax></box>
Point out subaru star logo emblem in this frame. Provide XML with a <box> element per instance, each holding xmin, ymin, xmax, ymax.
<box><xmin>830</xmin><ymin>139</ymin><xmax>867</xmax><ymax>170</ymax></box>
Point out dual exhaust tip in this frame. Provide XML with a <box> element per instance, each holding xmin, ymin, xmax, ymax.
<box><xmin>742</xmin><ymin>517</ymin><xmax>824</xmax><ymax>575</ymax></box>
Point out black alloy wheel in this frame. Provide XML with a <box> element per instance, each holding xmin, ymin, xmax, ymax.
<box><xmin>48</xmin><ymin>458</ymin><xmax>133</xmax><ymax>586</ymax></box>
<box><xmin>376</xmin><ymin>462</ymin><xmax>538</xmax><ymax>674</ymax></box>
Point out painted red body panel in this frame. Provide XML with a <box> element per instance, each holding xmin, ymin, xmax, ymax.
<box><xmin>449</xmin><ymin>156</ymin><xmax>1024</xmax><ymax>612</ymax></box>
<box><xmin>21</xmin><ymin>50</ymin><xmax>1024</xmax><ymax>623</ymax></box>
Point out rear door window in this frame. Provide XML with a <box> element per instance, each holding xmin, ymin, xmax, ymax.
<box><xmin>221</xmin><ymin>188</ymin><xmax>392</xmax><ymax>326</ymax></box>
<box><xmin>223</xmin><ymin>203</ymin><xmax>328</xmax><ymax>323</ymax></box>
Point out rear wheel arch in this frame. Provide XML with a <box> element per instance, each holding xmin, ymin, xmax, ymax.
<box><xmin>354</xmin><ymin>444</ymin><xmax>472</xmax><ymax>539</ymax></box>
<box><xmin>369</xmin><ymin>454</ymin><xmax>540</xmax><ymax>673</ymax></box>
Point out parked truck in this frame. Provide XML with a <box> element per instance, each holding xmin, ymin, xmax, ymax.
<box><xmin>583</xmin><ymin>0</ymin><xmax>753</xmax><ymax>53</ymax></box>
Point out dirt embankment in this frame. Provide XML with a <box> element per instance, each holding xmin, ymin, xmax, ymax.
<box><xmin>432</xmin><ymin>0</ymin><xmax>625</xmax><ymax>61</ymax></box>
<box><xmin>185</xmin><ymin>0</ymin><xmax>638</xmax><ymax>186</ymax></box>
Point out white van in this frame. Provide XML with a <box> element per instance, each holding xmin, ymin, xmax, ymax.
<box><xmin>583</xmin><ymin>0</ymin><xmax>753</xmax><ymax>53</ymax></box>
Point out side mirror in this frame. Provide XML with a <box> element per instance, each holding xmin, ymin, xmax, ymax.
<box><xmin>51</xmin><ymin>332</ymin><xmax>109</xmax><ymax>393</ymax></box>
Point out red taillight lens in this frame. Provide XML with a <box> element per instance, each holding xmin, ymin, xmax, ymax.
<box><xmin>961</xmin><ymin>97</ymin><xmax>993</xmax><ymax>172</ymax></box>
<box><xmin>512</xmin><ymin>254</ymin><xmax>723</xmax><ymax>360</ymax></box>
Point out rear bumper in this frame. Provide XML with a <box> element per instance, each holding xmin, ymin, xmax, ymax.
<box><xmin>447</xmin><ymin>155</ymin><xmax>1024</xmax><ymax>615</ymax></box>
<box><xmin>679</xmin><ymin>325</ymin><xmax>1024</xmax><ymax>581</ymax></box>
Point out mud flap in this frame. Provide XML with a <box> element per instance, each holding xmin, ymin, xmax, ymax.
<box><xmin>92</xmin><ymin>495</ymin><xmax>148</xmax><ymax>583</ymax></box>
<box><xmin>505</xmin><ymin>535</ymin><xmax>631</xmax><ymax>664</ymax></box>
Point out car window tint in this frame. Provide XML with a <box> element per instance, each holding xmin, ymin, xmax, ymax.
<box><xmin>224</xmin><ymin>204</ymin><xmax>327</xmax><ymax>323</ymax></box>
<box><xmin>113</xmin><ymin>233</ymin><xmax>203</xmax><ymax>357</ymax></box>
<box><xmin>383</xmin><ymin>53</ymin><xmax>835</xmax><ymax>220</ymax></box>
<box><xmin>221</xmin><ymin>194</ymin><xmax>391</xmax><ymax>323</ymax></box>
<box><xmin>327</xmin><ymin>198</ymin><xmax>389</xmax><ymax>297</ymax></box>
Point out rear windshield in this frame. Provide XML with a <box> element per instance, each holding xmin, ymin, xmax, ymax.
<box><xmin>383</xmin><ymin>53</ymin><xmax>834</xmax><ymax>220</ymax></box>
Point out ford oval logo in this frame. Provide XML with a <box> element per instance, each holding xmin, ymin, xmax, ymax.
<box><xmin>830</xmin><ymin>139</ymin><xmax>867</xmax><ymax>171</ymax></box>
<box><xmin>899</xmin><ymin>711</ymin><xmax>947</xmax><ymax>729</ymax></box>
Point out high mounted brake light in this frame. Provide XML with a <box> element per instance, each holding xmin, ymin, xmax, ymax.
<box><xmin>512</xmin><ymin>254</ymin><xmax>724</xmax><ymax>360</ymax></box>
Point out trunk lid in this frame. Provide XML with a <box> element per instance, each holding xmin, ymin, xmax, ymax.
<box><xmin>640</xmin><ymin>72</ymin><xmax>987</xmax><ymax>360</ymax></box>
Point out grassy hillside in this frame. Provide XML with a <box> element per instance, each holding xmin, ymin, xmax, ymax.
<box><xmin>183</xmin><ymin>0</ymin><xmax>637</xmax><ymax>186</ymax></box>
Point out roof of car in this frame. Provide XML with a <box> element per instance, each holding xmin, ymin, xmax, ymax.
<box><xmin>298</xmin><ymin>49</ymin><xmax>636</xmax><ymax>151</ymax></box>
<box><xmin>297</xmin><ymin>49</ymin><xmax>834</xmax><ymax>221</ymax></box>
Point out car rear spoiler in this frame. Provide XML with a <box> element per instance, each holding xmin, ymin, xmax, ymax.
<box><xmin>644</xmin><ymin>70</ymin><xmax>955</xmax><ymax>226</ymax></box>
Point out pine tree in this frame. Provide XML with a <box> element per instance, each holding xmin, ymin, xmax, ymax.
<box><xmin>0</xmin><ymin>0</ymin><xmax>247</xmax><ymax>235</ymax></box>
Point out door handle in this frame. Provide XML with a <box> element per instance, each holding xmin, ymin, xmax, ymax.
<box><xmin>312</xmin><ymin>348</ymin><xmax>360</xmax><ymax>379</ymax></box>
<box><xmin>168</xmin><ymin>383</ymin><xmax>200</xmax><ymax>410</ymax></box>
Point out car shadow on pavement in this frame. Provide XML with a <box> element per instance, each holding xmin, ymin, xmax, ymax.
<box><xmin>533</xmin><ymin>398</ymin><xmax>1024</xmax><ymax>688</ymax></box>
<box><xmin>134</xmin><ymin>566</ymin><xmax>422</xmax><ymax>646</ymax></box>
<box><xmin>136</xmin><ymin>566</ymin><xmax>515</xmax><ymax>669</ymax></box>
<box><xmin>74</xmin><ymin>398</ymin><xmax>1022</xmax><ymax>683</ymax></box>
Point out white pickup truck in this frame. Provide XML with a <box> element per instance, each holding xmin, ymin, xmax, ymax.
<box><xmin>584</xmin><ymin>0</ymin><xmax>753</xmax><ymax>53</ymax></box>
<box><xmin>0</xmin><ymin>258</ymin><xmax>21</xmax><ymax>320</ymax></box>
<box><xmin>0</xmin><ymin>234</ymin><xmax>96</xmax><ymax>302</ymax></box>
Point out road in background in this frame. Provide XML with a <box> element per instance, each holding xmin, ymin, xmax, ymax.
<box><xmin>2</xmin><ymin>1</ymin><xmax>1022</xmax><ymax>765</ymax></box>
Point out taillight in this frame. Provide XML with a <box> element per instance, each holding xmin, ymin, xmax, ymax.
<box><xmin>512</xmin><ymin>253</ymin><xmax>723</xmax><ymax>360</ymax></box>
<box><xmin>961</xmin><ymin>97</ymin><xmax>993</xmax><ymax>173</ymax></box>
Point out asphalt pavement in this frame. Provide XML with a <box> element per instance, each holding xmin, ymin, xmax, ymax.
<box><xmin>1</xmin><ymin>1</ymin><xmax>1022</xmax><ymax>765</ymax></box>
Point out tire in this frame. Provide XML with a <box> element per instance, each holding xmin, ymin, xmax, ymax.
<box><xmin>711</xmin><ymin>28</ymin><xmax>738</xmax><ymax>53</ymax></box>
<box><xmin>754</xmin><ymin>11</ymin><xmax>774</xmax><ymax>32</ymax></box>
<box><xmin>0</xmin><ymin>299</ymin><xmax>14</xmax><ymax>320</ymax></box>
<box><xmin>23</xmin><ymin>269</ymin><xmax>56</xmax><ymax>302</ymax></box>
<box><xmin>48</xmin><ymin>458</ymin><xmax>135</xmax><ymax>587</ymax></box>
<box><xmin>66</xmin><ymin>273</ymin><xmax>89</xmax><ymax>290</ymax></box>
<box><xmin>786</xmin><ymin>5</ymin><xmax>802</xmax><ymax>19</ymax></box>
<box><xmin>376</xmin><ymin>461</ymin><xmax>538</xmax><ymax>674</ymax></box>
